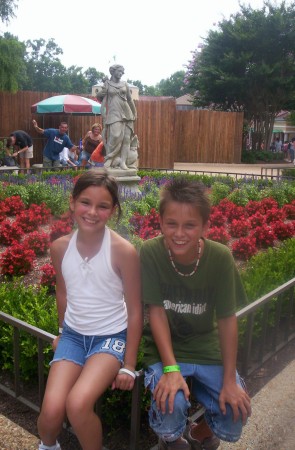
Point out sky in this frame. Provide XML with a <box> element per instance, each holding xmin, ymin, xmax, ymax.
<box><xmin>2</xmin><ymin>0</ymin><xmax>268</xmax><ymax>86</ymax></box>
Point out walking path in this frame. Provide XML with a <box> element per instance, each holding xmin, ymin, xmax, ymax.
<box><xmin>174</xmin><ymin>161</ymin><xmax>292</xmax><ymax>177</ymax></box>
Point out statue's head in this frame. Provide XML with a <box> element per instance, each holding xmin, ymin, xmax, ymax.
<box><xmin>109</xmin><ymin>64</ymin><xmax>125</xmax><ymax>76</ymax></box>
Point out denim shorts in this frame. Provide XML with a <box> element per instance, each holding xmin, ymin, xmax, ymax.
<box><xmin>80</xmin><ymin>150</ymin><xmax>91</xmax><ymax>161</ymax></box>
<box><xmin>51</xmin><ymin>322</ymin><xmax>127</xmax><ymax>367</ymax></box>
<box><xmin>144</xmin><ymin>362</ymin><xmax>247</xmax><ymax>443</ymax></box>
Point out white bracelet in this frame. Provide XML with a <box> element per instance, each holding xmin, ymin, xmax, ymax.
<box><xmin>58</xmin><ymin>327</ymin><xmax>63</xmax><ymax>334</ymax></box>
<box><xmin>118</xmin><ymin>368</ymin><xmax>136</xmax><ymax>379</ymax></box>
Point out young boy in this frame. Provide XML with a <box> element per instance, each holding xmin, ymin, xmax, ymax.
<box><xmin>140</xmin><ymin>178</ymin><xmax>251</xmax><ymax>450</ymax></box>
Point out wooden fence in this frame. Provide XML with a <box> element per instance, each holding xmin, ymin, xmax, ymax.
<box><xmin>0</xmin><ymin>91</ymin><xmax>243</xmax><ymax>168</ymax></box>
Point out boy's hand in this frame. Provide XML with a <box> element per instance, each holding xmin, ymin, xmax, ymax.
<box><xmin>219</xmin><ymin>382</ymin><xmax>251</xmax><ymax>424</ymax></box>
<box><xmin>153</xmin><ymin>372</ymin><xmax>190</xmax><ymax>414</ymax></box>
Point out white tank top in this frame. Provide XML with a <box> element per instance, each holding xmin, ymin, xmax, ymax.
<box><xmin>62</xmin><ymin>227</ymin><xmax>127</xmax><ymax>335</ymax></box>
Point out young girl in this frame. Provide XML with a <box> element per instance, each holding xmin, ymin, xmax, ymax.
<box><xmin>37</xmin><ymin>169</ymin><xmax>142</xmax><ymax>450</ymax></box>
<box><xmin>140</xmin><ymin>178</ymin><xmax>251</xmax><ymax>450</ymax></box>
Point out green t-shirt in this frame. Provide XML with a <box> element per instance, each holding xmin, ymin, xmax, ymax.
<box><xmin>140</xmin><ymin>236</ymin><xmax>247</xmax><ymax>366</ymax></box>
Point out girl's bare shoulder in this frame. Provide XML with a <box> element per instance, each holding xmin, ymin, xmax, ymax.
<box><xmin>109</xmin><ymin>229</ymin><xmax>137</xmax><ymax>256</ymax></box>
<box><xmin>50</xmin><ymin>233</ymin><xmax>73</xmax><ymax>258</ymax></box>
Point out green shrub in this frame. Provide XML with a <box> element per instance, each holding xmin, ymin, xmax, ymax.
<box><xmin>0</xmin><ymin>280</ymin><xmax>57</xmax><ymax>379</ymax></box>
<box><xmin>209</xmin><ymin>182</ymin><xmax>231</xmax><ymax>205</ymax></box>
<box><xmin>227</xmin><ymin>184</ymin><xmax>261</xmax><ymax>206</ymax></box>
<box><xmin>238</xmin><ymin>239</ymin><xmax>295</xmax><ymax>347</ymax></box>
<box><xmin>241</xmin><ymin>150</ymin><xmax>256</xmax><ymax>164</ymax></box>
<box><xmin>1</xmin><ymin>184</ymin><xmax>29</xmax><ymax>205</ymax></box>
<box><xmin>260</xmin><ymin>182</ymin><xmax>295</xmax><ymax>207</ymax></box>
<box><xmin>241</xmin><ymin>238</ymin><xmax>295</xmax><ymax>302</ymax></box>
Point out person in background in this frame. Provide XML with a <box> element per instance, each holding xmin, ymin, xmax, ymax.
<box><xmin>6</xmin><ymin>130</ymin><xmax>33</xmax><ymax>172</ymax></box>
<box><xmin>140</xmin><ymin>178</ymin><xmax>251</xmax><ymax>450</ymax></box>
<box><xmin>37</xmin><ymin>169</ymin><xmax>142</xmax><ymax>450</ymax></box>
<box><xmin>59</xmin><ymin>147</ymin><xmax>79</xmax><ymax>170</ymax></box>
<box><xmin>290</xmin><ymin>137</ymin><xmax>295</xmax><ymax>164</ymax></box>
<box><xmin>68</xmin><ymin>146</ymin><xmax>80</xmax><ymax>166</ymax></box>
<box><xmin>32</xmin><ymin>119</ymin><xmax>75</xmax><ymax>169</ymax></box>
<box><xmin>275</xmin><ymin>137</ymin><xmax>282</xmax><ymax>153</ymax></box>
<box><xmin>88</xmin><ymin>141</ymin><xmax>105</xmax><ymax>167</ymax></box>
<box><xmin>81</xmin><ymin>123</ymin><xmax>103</xmax><ymax>167</ymax></box>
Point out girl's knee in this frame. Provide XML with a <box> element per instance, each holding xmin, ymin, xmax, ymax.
<box><xmin>38</xmin><ymin>404</ymin><xmax>64</xmax><ymax>434</ymax></box>
<box><xmin>66</xmin><ymin>392</ymin><xmax>90</xmax><ymax>424</ymax></box>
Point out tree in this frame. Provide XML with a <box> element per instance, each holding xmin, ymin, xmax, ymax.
<box><xmin>127</xmin><ymin>79</ymin><xmax>159</xmax><ymax>96</ymax></box>
<box><xmin>84</xmin><ymin>67</ymin><xmax>106</xmax><ymax>93</ymax></box>
<box><xmin>22</xmin><ymin>38</ymin><xmax>66</xmax><ymax>91</ymax></box>
<box><xmin>65</xmin><ymin>65</ymin><xmax>89</xmax><ymax>94</ymax></box>
<box><xmin>0</xmin><ymin>0</ymin><xmax>18</xmax><ymax>24</ymax></box>
<box><xmin>185</xmin><ymin>1</ymin><xmax>295</xmax><ymax>150</ymax></box>
<box><xmin>156</xmin><ymin>71</ymin><xmax>188</xmax><ymax>98</ymax></box>
<box><xmin>0</xmin><ymin>32</ymin><xmax>26</xmax><ymax>92</ymax></box>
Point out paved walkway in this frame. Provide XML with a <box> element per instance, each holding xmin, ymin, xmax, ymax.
<box><xmin>174</xmin><ymin>161</ymin><xmax>292</xmax><ymax>177</ymax></box>
<box><xmin>219</xmin><ymin>359</ymin><xmax>295</xmax><ymax>450</ymax></box>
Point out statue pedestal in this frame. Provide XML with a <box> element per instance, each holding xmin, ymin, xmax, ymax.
<box><xmin>106</xmin><ymin>168</ymin><xmax>141</xmax><ymax>194</ymax></box>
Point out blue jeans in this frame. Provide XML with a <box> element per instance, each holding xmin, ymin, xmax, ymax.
<box><xmin>51</xmin><ymin>322</ymin><xmax>127</xmax><ymax>367</ymax></box>
<box><xmin>80</xmin><ymin>150</ymin><xmax>91</xmax><ymax>161</ymax></box>
<box><xmin>144</xmin><ymin>362</ymin><xmax>247</xmax><ymax>443</ymax></box>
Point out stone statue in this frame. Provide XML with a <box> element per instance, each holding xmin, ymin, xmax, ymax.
<box><xmin>99</xmin><ymin>64</ymin><xmax>138</xmax><ymax>170</ymax></box>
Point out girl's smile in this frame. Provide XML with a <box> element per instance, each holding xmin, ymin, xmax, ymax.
<box><xmin>70</xmin><ymin>186</ymin><xmax>115</xmax><ymax>232</ymax></box>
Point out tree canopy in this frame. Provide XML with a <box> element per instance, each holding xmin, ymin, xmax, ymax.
<box><xmin>185</xmin><ymin>1</ymin><xmax>295</xmax><ymax>149</ymax></box>
<box><xmin>0</xmin><ymin>32</ymin><xmax>26</xmax><ymax>92</ymax></box>
<box><xmin>0</xmin><ymin>0</ymin><xmax>18</xmax><ymax>24</ymax></box>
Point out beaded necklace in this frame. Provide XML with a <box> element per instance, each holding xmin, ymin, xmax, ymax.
<box><xmin>167</xmin><ymin>239</ymin><xmax>201</xmax><ymax>277</ymax></box>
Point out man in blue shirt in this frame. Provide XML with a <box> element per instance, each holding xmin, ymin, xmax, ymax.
<box><xmin>32</xmin><ymin>120</ymin><xmax>75</xmax><ymax>169</ymax></box>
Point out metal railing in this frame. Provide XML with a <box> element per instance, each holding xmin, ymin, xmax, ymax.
<box><xmin>236</xmin><ymin>278</ymin><xmax>295</xmax><ymax>377</ymax></box>
<box><xmin>0</xmin><ymin>277</ymin><xmax>295</xmax><ymax>449</ymax></box>
<box><xmin>0</xmin><ymin>165</ymin><xmax>293</xmax><ymax>182</ymax></box>
<box><xmin>139</xmin><ymin>167</ymin><xmax>294</xmax><ymax>182</ymax></box>
<box><xmin>0</xmin><ymin>311</ymin><xmax>143</xmax><ymax>450</ymax></box>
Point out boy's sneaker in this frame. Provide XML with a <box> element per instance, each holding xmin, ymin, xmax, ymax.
<box><xmin>158</xmin><ymin>436</ymin><xmax>191</xmax><ymax>449</ymax></box>
<box><xmin>184</xmin><ymin>424</ymin><xmax>220</xmax><ymax>450</ymax></box>
<box><xmin>39</xmin><ymin>442</ymin><xmax>61</xmax><ymax>450</ymax></box>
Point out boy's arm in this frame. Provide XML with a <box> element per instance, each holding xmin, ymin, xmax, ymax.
<box><xmin>218</xmin><ymin>315</ymin><xmax>251</xmax><ymax>423</ymax></box>
<box><xmin>149</xmin><ymin>304</ymin><xmax>190</xmax><ymax>414</ymax></box>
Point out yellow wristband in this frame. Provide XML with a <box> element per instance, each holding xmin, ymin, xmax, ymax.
<box><xmin>163</xmin><ymin>365</ymin><xmax>180</xmax><ymax>374</ymax></box>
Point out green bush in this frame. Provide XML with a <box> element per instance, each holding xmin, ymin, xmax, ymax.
<box><xmin>0</xmin><ymin>280</ymin><xmax>57</xmax><ymax>379</ymax></box>
<box><xmin>209</xmin><ymin>182</ymin><xmax>231</xmax><ymax>205</ymax></box>
<box><xmin>241</xmin><ymin>150</ymin><xmax>256</xmax><ymax>164</ymax></box>
<box><xmin>0</xmin><ymin>184</ymin><xmax>29</xmax><ymax>205</ymax></box>
<box><xmin>227</xmin><ymin>184</ymin><xmax>261</xmax><ymax>206</ymax></box>
<box><xmin>260</xmin><ymin>181</ymin><xmax>295</xmax><ymax>207</ymax></box>
<box><xmin>238</xmin><ymin>239</ymin><xmax>295</xmax><ymax>346</ymax></box>
<box><xmin>241</xmin><ymin>238</ymin><xmax>295</xmax><ymax>302</ymax></box>
<box><xmin>25</xmin><ymin>183</ymin><xmax>70</xmax><ymax>216</ymax></box>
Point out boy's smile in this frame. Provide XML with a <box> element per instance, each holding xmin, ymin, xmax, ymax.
<box><xmin>160</xmin><ymin>201</ymin><xmax>208</xmax><ymax>265</ymax></box>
